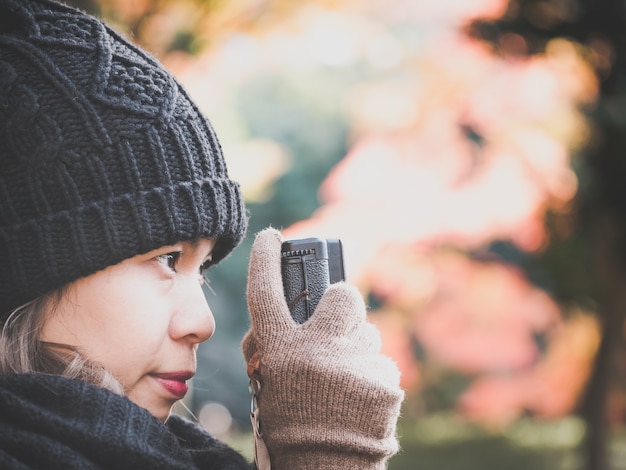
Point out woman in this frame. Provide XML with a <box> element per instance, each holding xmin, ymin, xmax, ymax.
<box><xmin>0</xmin><ymin>0</ymin><xmax>404</xmax><ymax>468</ymax></box>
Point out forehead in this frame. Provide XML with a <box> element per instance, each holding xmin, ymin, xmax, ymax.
<box><xmin>181</xmin><ymin>239</ymin><xmax>216</xmax><ymax>254</ymax></box>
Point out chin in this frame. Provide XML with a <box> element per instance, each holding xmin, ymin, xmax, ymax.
<box><xmin>151</xmin><ymin>405</ymin><xmax>174</xmax><ymax>422</ymax></box>
<box><xmin>130</xmin><ymin>396</ymin><xmax>174</xmax><ymax>422</ymax></box>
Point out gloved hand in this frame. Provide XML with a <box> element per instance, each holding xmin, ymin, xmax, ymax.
<box><xmin>243</xmin><ymin>227</ymin><xmax>404</xmax><ymax>470</ymax></box>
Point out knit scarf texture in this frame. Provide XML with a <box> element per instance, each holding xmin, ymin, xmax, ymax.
<box><xmin>0</xmin><ymin>373</ymin><xmax>252</xmax><ymax>469</ymax></box>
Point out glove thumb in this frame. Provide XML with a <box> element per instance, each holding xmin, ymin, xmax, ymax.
<box><xmin>242</xmin><ymin>330</ymin><xmax>257</xmax><ymax>363</ymax></box>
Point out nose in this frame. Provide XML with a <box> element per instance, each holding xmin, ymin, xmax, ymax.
<box><xmin>170</xmin><ymin>278</ymin><xmax>215</xmax><ymax>344</ymax></box>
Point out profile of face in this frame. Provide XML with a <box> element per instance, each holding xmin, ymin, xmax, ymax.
<box><xmin>40</xmin><ymin>239</ymin><xmax>217</xmax><ymax>421</ymax></box>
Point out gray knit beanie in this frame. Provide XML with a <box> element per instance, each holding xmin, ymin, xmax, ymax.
<box><xmin>0</xmin><ymin>0</ymin><xmax>247</xmax><ymax>317</ymax></box>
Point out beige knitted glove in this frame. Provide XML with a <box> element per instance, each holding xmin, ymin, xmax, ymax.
<box><xmin>243</xmin><ymin>228</ymin><xmax>404</xmax><ymax>470</ymax></box>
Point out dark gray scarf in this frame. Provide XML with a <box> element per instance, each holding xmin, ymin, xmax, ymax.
<box><xmin>0</xmin><ymin>374</ymin><xmax>252</xmax><ymax>469</ymax></box>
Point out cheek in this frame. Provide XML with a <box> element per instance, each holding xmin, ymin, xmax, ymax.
<box><xmin>86</xmin><ymin>286</ymin><xmax>172</xmax><ymax>353</ymax></box>
<box><xmin>44</xmin><ymin>277</ymin><xmax>173</xmax><ymax>366</ymax></box>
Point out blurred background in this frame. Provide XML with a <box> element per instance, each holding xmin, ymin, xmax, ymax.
<box><xmin>63</xmin><ymin>0</ymin><xmax>626</xmax><ymax>468</ymax></box>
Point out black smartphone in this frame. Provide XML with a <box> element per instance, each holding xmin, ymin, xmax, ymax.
<box><xmin>280</xmin><ymin>238</ymin><xmax>345</xmax><ymax>323</ymax></box>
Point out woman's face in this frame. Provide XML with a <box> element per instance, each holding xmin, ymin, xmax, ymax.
<box><xmin>40</xmin><ymin>239</ymin><xmax>217</xmax><ymax>421</ymax></box>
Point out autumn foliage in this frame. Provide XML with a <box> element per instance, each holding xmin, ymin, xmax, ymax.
<box><xmin>82</xmin><ymin>0</ymin><xmax>605</xmax><ymax>430</ymax></box>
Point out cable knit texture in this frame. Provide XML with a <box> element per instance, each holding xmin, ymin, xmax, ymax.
<box><xmin>0</xmin><ymin>0</ymin><xmax>247</xmax><ymax>317</ymax></box>
<box><xmin>0</xmin><ymin>374</ymin><xmax>252</xmax><ymax>469</ymax></box>
<box><xmin>244</xmin><ymin>228</ymin><xmax>404</xmax><ymax>469</ymax></box>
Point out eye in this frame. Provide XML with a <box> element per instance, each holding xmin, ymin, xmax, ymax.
<box><xmin>199</xmin><ymin>257</ymin><xmax>214</xmax><ymax>275</ymax></box>
<box><xmin>156</xmin><ymin>252</ymin><xmax>182</xmax><ymax>272</ymax></box>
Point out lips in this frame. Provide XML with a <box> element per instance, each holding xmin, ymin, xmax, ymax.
<box><xmin>152</xmin><ymin>371</ymin><xmax>194</xmax><ymax>400</ymax></box>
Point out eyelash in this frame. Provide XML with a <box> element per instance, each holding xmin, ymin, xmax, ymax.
<box><xmin>199</xmin><ymin>259</ymin><xmax>214</xmax><ymax>273</ymax></box>
<box><xmin>156</xmin><ymin>252</ymin><xmax>213</xmax><ymax>276</ymax></box>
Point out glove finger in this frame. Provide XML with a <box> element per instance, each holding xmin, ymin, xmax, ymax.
<box><xmin>246</xmin><ymin>227</ymin><xmax>293</xmax><ymax>334</ymax></box>
<box><xmin>353</xmin><ymin>320</ymin><xmax>384</xmax><ymax>354</ymax></box>
<box><xmin>369</xmin><ymin>353</ymin><xmax>403</xmax><ymax>389</ymax></box>
<box><xmin>307</xmin><ymin>282</ymin><xmax>367</xmax><ymax>337</ymax></box>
